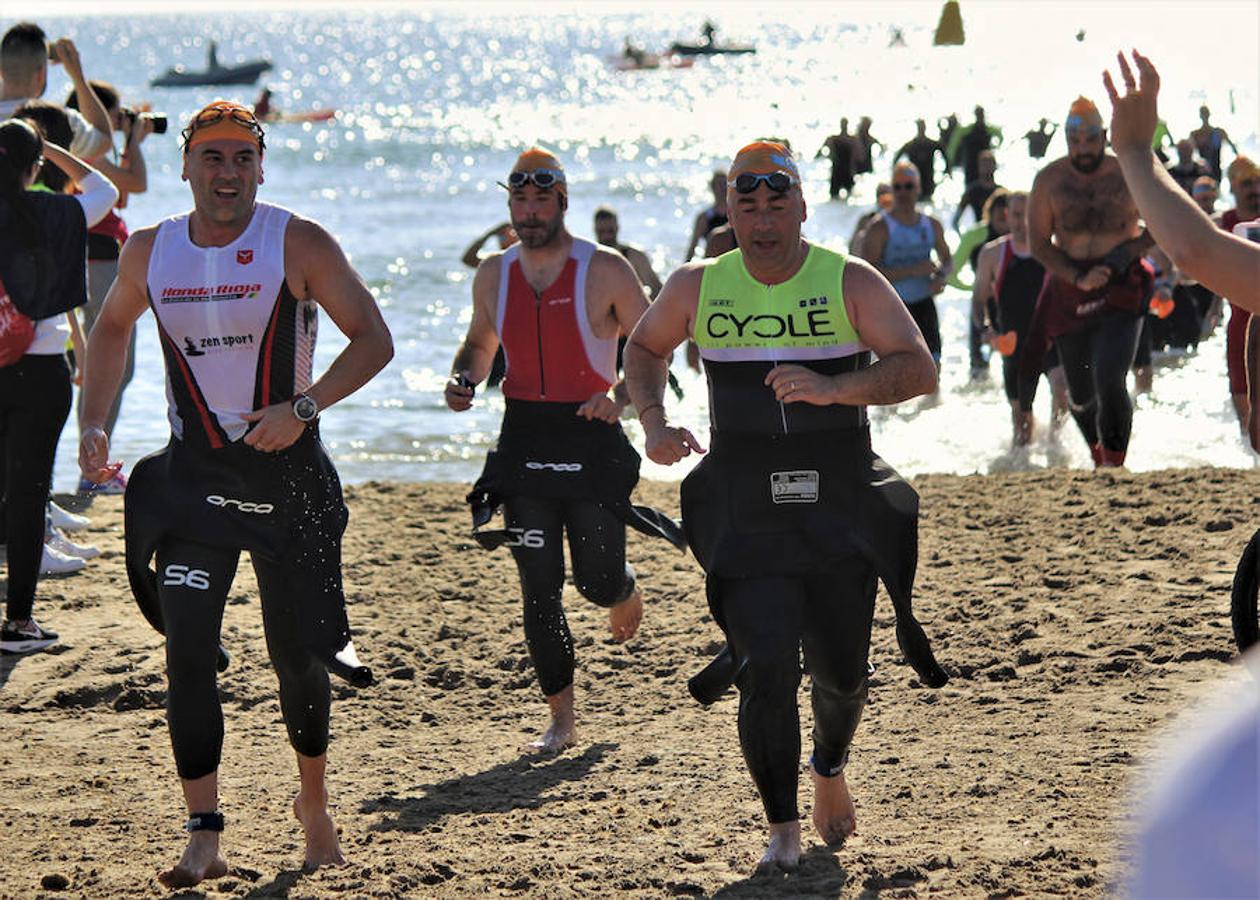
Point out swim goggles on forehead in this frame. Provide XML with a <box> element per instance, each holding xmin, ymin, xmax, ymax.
<box><xmin>728</xmin><ymin>171</ymin><xmax>799</xmax><ymax>194</ymax></box>
<box><xmin>180</xmin><ymin>106</ymin><xmax>266</xmax><ymax>148</ymax></box>
<box><xmin>503</xmin><ymin>168</ymin><xmax>566</xmax><ymax>189</ymax></box>
<box><xmin>1064</xmin><ymin>115</ymin><xmax>1102</xmax><ymax>136</ymax></box>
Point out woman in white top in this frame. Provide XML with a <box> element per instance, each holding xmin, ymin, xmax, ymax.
<box><xmin>0</xmin><ymin>117</ymin><xmax>117</xmax><ymax>653</ymax></box>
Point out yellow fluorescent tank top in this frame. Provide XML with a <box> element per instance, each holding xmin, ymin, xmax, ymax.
<box><xmin>694</xmin><ymin>245</ymin><xmax>865</xmax><ymax>362</ymax></box>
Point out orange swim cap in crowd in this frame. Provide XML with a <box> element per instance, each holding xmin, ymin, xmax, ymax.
<box><xmin>1066</xmin><ymin>96</ymin><xmax>1102</xmax><ymax>130</ymax></box>
<box><xmin>1227</xmin><ymin>156</ymin><xmax>1260</xmax><ymax>185</ymax></box>
<box><xmin>727</xmin><ymin>141</ymin><xmax>800</xmax><ymax>182</ymax></box>
<box><xmin>183</xmin><ymin>101</ymin><xmax>265</xmax><ymax>151</ymax></box>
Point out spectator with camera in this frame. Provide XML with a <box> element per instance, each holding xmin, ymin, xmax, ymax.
<box><xmin>0</xmin><ymin>23</ymin><xmax>116</xmax><ymax>545</ymax></box>
<box><xmin>0</xmin><ymin>23</ymin><xmax>111</xmax><ymax>160</ymax></box>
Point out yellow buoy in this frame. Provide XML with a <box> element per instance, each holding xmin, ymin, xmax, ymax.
<box><xmin>934</xmin><ymin>0</ymin><xmax>965</xmax><ymax>46</ymax></box>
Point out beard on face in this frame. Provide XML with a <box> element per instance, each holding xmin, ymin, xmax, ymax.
<box><xmin>512</xmin><ymin>214</ymin><xmax>562</xmax><ymax>249</ymax></box>
<box><xmin>1242</xmin><ymin>186</ymin><xmax>1260</xmax><ymax>216</ymax></box>
<box><xmin>1070</xmin><ymin>152</ymin><xmax>1103</xmax><ymax>174</ymax></box>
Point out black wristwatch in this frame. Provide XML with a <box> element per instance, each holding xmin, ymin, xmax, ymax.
<box><xmin>292</xmin><ymin>393</ymin><xmax>319</xmax><ymax>423</ymax></box>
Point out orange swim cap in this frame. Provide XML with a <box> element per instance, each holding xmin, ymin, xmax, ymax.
<box><xmin>507</xmin><ymin>146</ymin><xmax>567</xmax><ymax>194</ymax></box>
<box><xmin>1066</xmin><ymin>96</ymin><xmax>1102</xmax><ymax>130</ymax></box>
<box><xmin>184</xmin><ymin>101</ymin><xmax>265</xmax><ymax>151</ymax></box>
<box><xmin>727</xmin><ymin>141</ymin><xmax>800</xmax><ymax>182</ymax></box>
<box><xmin>1227</xmin><ymin>156</ymin><xmax>1260</xmax><ymax>185</ymax></box>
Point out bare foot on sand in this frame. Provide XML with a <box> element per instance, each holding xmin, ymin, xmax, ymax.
<box><xmin>294</xmin><ymin>792</ymin><xmax>346</xmax><ymax>869</ymax></box>
<box><xmin>529</xmin><ymin>718</ymin><xmax>577</xmax><ymax>753</ymax></box>
<box><xmin>529</xmin><ymin>685</ymin><xmax>576</xmax><ymax>753</ymax></box>
<box><xmin>609</xmin><ymin>589</ymin><xmax>643</xmax><ymax>642</ymax></box>
<box><xmin>812</xmin><ymin>769</ymin><xmax>857</xmax><ymax>845</ymax></box>
<box><xmin>158</xmin><ymin>832</ymin><xmax>228</xmax><ymax>889</ymax></box>
<box><xmin>755</xmin><ymin>820</ymin><xmax>801</xmax><ymax>875</ymax></box>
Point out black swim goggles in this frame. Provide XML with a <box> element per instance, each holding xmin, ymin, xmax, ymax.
<box><xmin>501</xmin><ymin>168</ymin><xmax>566</xmax><ymax>190</ymax></box>
<box><xmin>728</xmin><ymin>171</ymin><xmax>799</xmax><ymax>194</ymax></box>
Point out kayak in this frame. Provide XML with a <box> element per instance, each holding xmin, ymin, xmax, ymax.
<box><xmin>264</xmin><ymin>109</ymin><xmax>338</xmax><ymax>124</ymax></box>
<box><xmin>668</xmin><ymin>42</ymin><xmax>755</xmax><ymax>56</ymax></box>
<box><xmin>609</xmin><ymin>53</ymin><xmax>693</xmax><ymax>72</ymax></box>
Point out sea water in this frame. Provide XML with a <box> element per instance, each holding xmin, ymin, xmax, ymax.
<box><xmin>31</xmin><ymin>1</ymin><xmax>1260</xmax><ymax>489</ymax></box>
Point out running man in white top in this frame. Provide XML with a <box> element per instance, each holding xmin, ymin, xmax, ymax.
<box><xmin>78</xmin><ymin>101</ymin><xmax>392</xmax><ymax>890</ymax></box>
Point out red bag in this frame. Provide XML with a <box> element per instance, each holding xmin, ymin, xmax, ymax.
<box><xmin>0</xmin><ymin>275</ymin><xmax>35</xmax><ymax>367</ymax></box>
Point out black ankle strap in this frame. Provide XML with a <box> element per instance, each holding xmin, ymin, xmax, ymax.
<box><xmin>185</xmin><ymin>812</ymin><xmax>225</xmax><ymax>832</ymax></box>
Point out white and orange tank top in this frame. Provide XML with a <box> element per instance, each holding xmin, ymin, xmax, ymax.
<box><xmin>146</xmin><ymin>202</ymin><xmax>317</xmax><ymax>449</ymax></box>
<box><xmin>495</xmin><ymin>237</ymin><xmax>617</xmax><ymax>403</ymax></box>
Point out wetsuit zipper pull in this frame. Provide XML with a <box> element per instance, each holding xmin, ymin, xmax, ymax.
<box><xmin>534</xmin><ymin>288</ymin><xmax>546</xmax><ymax>399</ymax></box>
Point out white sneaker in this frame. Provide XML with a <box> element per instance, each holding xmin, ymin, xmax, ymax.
<box><xmin>46</xmin><ymin>527</ymin><xmax>100</xmax><ymax>560</ymax></box>
<box><xmin>1</xmin><ymin>618</ymin><xmax>59</xmax><ymax>654</ymax></box>
<box><xmin>48</xmin><ymin>501</ymin><xmax>91</xmax><ymax>532</ymax></box>
<box><xmin>40</xmin><ymin>544</ymin><xmax>87</xmax><ymax>575</ymax></box>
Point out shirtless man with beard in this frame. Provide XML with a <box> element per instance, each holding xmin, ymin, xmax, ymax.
<box><xmin>1022</xmin><ymin>96</ymin><xmax>1154</xmax><ymax>467</ymax></box>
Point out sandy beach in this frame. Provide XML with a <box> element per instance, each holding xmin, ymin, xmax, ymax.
<box><xmin>2</xmin><ymin>468</ymin><xmax>1255</xmax><ymax>898</ymax></box>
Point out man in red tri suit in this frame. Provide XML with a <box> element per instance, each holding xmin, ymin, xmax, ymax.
<box><xmin>446</xmin><ymin>148</ymin><xmax>679</xmax><ymax>753</ymax></box>
<box><xmin>78</xmin><ymin>101</ymin><xmax>392</xmax><ymax>890</ymax></box>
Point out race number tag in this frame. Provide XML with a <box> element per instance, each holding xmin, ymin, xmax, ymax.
<box><xmin>770</xmin><ymin>470</ymin><xmax>819</xmax><ymax>504</ymax></box>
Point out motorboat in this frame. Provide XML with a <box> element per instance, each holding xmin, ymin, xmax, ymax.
<box><xmin>151</xmin><ymin>42</ymin><xmax>273</xmax><ymax>88</ymax></box>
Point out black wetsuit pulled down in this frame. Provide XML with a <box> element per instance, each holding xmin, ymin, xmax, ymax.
<box><xmin>500</xmin><ymin>407</ymin><xmax>635</xmax><ymax>697</ymax></box>
<box><xmin>507</xmin><ymin>492</ymin><xmax>633</xmax><ymax>695</ymax></box>
<box><xmin>126</xmin><ymin>431</ymin><xmax>353</xmax><ymax>780</ymax></box>
<box><xmin>466</xmin><ymin>399</ymin><xmax>686</xmax><ymax>698</ymax></box>
<box><xmin>1018</xmin><ymin>257</ymin><xmax>1152</xmax><ymax>459</ymax></box>
<box><xmin>689</xmin><ymin>380</ymin><xmax>879</xmax><ymax>822</ymax></box>
<box><xmin>158</xmin><ymin>534</ymin><xmax>330</xmax><ymax>779</ymax></box>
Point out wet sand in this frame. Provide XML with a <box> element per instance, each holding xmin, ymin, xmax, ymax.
<box><xmin>2</xmin><ymin>469</ymin><xmax>1254</xmax><ymax>897</ymax></box>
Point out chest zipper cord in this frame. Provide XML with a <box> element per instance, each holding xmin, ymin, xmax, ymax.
<box><xmin>768</xmin><ymin>282</ymin><xmax>789</xmax><ymax>434</ymax></box>
<box><xmin>534</xmin><ymin>288</ymin><xmax>546</xmax><ymax>399</ymax></box>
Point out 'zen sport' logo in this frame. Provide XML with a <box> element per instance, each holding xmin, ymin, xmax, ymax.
<box><xmin>182</xmin><ymin>333</ymin><xmax>257</xmax><ymax>356</ymax></box>
<box><xmin>206</xmin><ymin>494</ymin><xmax>275</xmax><ymax>514</ymax></box>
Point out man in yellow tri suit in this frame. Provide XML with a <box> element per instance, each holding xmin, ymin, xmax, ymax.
<box><xmin>624</xmin><ymin>141</ymin><xmax>946</xmax><ymax>874</ymax></box>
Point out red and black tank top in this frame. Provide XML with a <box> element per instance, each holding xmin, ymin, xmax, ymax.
<box><xmin>495</xmin><ymin>237</ymin><xmax>616</xmax><ymax>402</ymax></box>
